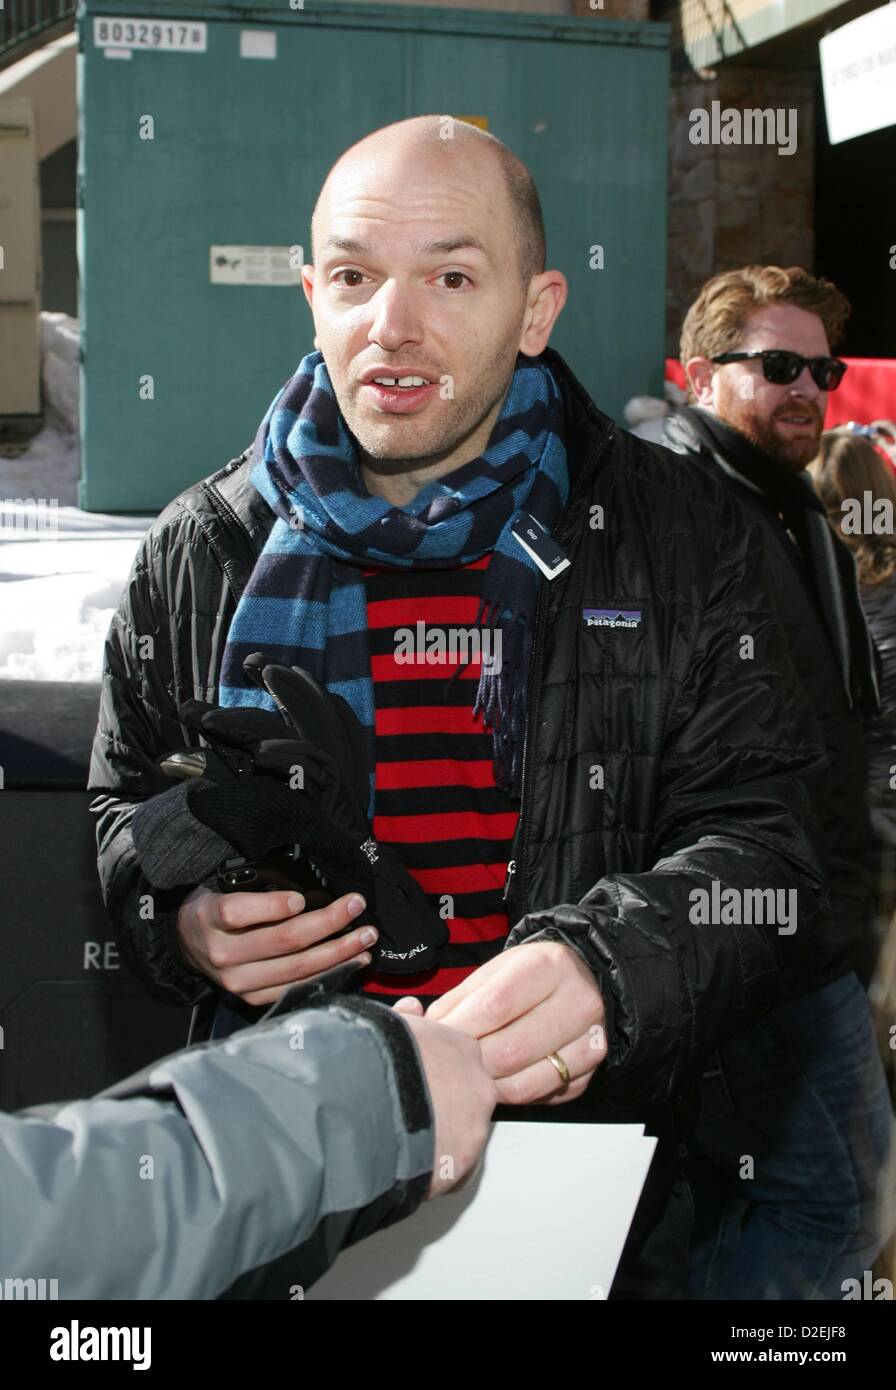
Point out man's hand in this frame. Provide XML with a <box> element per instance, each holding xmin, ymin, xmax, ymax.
<box><xmin>176</xmin><ymin>886</ymin><xmax>377</xmax><ymax>1006</ymax></box>
<box><xmin>393</xmin><ymin>1008</ymin><xmax>498</xmax><ymax>1198</ymax></box>
<box><xmin>401</xmin><ymin>941</ymin><xmax>608</xmax><ymax>1105</ymax></box>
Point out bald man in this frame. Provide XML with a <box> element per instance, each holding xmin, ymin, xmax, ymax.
<box><xmin>90</xmin><ymin>116</ymin><xmax>839</xmax><ymax>1299</ymax></box>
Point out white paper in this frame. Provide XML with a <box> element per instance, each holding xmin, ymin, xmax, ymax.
<box><xmin>307</xmin><ymin>1121</ymin><xmax>656</xmax><ymax>1301</ymax></box>
<box><xmin>820</xmin><ymin>6</ymin><xmax>896</xmax><ymax>145</ymax></box>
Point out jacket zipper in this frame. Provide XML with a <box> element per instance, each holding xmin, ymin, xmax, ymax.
<box><xmin>508</xmin><ymin>421</ymin><xmax>616</xmax><ymax>920</ymax></box>
<box><xmin>513</xmin><ymin>575</ymin><xmax>548</xmax><ymax>917</ymax></box>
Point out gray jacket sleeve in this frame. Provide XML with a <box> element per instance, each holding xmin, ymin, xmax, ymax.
<box><xmin>0</xmin><ymin>993</ymin><xmax>434</xmax><ymax>1300</ymax></box>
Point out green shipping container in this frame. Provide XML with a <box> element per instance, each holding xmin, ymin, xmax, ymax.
<box><xmin>77</xmin><ymin>0</ymin><xmax>670</xmax><ymax>511</ymax></box>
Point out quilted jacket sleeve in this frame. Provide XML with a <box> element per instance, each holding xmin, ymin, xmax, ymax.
<box><xmin>1</xmin><ymin>993</ymin><xmax>434</xmax><ymax>1300</ymax></box>
<box><xmin>507</xmin><ymin>504</ymin><xmax>836</xmax><ymax>1110</ymax></box>
<box><xmin>88</xmin><ymin>510</ymin><xmax>233</xmax><ymax>1005</ymax></box>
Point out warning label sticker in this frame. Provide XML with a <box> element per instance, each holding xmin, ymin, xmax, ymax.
<box><xmin>209</xmin><ymin>246</ymin><xmax>301</xmax><ymax>286</ymax></box>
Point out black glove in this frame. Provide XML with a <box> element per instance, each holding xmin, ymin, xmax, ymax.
<box><xmin>133</xmin><ymin>654</ymin><xmax>448</xmax><ymax>974</ymax></box>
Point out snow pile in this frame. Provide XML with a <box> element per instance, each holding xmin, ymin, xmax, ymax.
<box><xmin>1</xmin><ymin>313</ymin><xmax>149</xmax><ymax>680</ymax></box>
<box><xmin>41</xmin><ymin>311</ymin><xmax>80</xmax><ymax>436</ymax></box>
<box><xmin>2</xmin><ymin>313</ymin><xmax>81</xmax><ymax>507</ymax></box>
<box><xmin>0</xmin><ymin>505</ymin><xmax>149</xmax><ymax>681</ymax></box>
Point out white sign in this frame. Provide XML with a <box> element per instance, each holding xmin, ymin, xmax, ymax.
<box><xmin>93</xmin><ymin>18</ymin><xmax>207</xmax><ymax>51</ymax></box>
<box><xmin>307</xmin><ymin>1121</ymin><xmax>657</xmax><ymax>1300</ymax></box>
<box><xmin>820</xmin><ymin>4</ymin><xmax>896</xmax><ymax>144</ymax></box>
<box><xmin>209</xmin><ymin>246</ymin><xmax>299</xmax><ymax>286</ymax></box>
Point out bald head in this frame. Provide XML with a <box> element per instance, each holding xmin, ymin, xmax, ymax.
<box><xmin>312</xmin><ymin>115</ymin><xmax>546</xmax><ymax>287</ymax></box>
<box><xmin>300</xmin><ymin>114</ymin><xmax>566</xmax><ymax>491</ymax></box>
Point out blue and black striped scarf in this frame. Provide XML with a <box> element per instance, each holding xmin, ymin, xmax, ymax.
<box><xmin>219</xmin><ymin>349</ymin><xmax>569</xmax><ymax>812</ymax></box>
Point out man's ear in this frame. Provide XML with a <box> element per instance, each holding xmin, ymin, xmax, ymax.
<box><xmin>301</xmin><ymin>264</ymin><xmax>315</xmax><ymax>312</ymax></box>
<box><xmin>686</xmin><ymin>357</ymin><xmax>715</xmax><ymax>406</ymax></box>
<box><xmin>519</xmin><ymin>271</ymin><xmax>567</xmax><ymax>357</ymax></box>
<box><xmin>301</xmin><ymin>267</ymin><xmax>320</xmax><ymax>348</ymax></box>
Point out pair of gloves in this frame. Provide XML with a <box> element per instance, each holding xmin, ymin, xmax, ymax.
<box><xmin>131</xmin><ymin>653</ymin><xmax>448</xmax><ymax>974</ymax></box>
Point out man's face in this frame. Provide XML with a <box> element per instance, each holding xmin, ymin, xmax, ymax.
<box><xmin>694</xmin><ymin>303</ymin><xmax>831</xmax><ymax>471</ymax></box>
<box><xmin>302</xmin><ymin>145</ymin><xmax>536</xmax><ymax>469</ymax></box>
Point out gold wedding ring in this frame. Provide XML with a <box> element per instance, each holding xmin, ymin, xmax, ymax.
<box><xmin>545</xmin><ymin>1051</ymin><xmax>570</xmax><ymax>1089</ymax></box>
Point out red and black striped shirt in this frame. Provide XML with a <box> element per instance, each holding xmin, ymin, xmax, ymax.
<box><xmin>360</xmin><ymin>557</ymin><xmax>519</xmax><ymax>1005</ymax></box>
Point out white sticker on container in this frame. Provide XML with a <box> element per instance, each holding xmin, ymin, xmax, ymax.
<box><xmin>93</xmin><ymin>18</ymin><xmax>207</xmax><ymax>52</ymax></box>
<box><xmin>210</xmin><ymin>246</ymin><xmax>301</xmax><ymax>286</ymax></box>
<box><xmin>240</xmin><ymin>31</ymin><xmax>277</xmax><ymax>60</ymax></box>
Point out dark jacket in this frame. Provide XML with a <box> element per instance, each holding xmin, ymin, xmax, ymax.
<box><xmin>89</xmin><ymin>348</ymin><xmax>836</xmax><ymax>1295</ymax></box>
<box><xmin>861</xmin><ymin>573</ymin><xmax>896</xmax><ymax>839</ymax></box>
<box><xmin>860</xmin><ymin>575</ymin><xmax>896</xmax><ymax>937</ymax></box>
<box><xmin>662</xmin><ymin>404</ymin><xmax>872</xmax><ymax>971</ymax></box>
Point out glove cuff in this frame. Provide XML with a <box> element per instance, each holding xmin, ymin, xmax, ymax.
<box><xmin>131</xmin><ymin>779</ymin><xmax>234</xmax><ymax>890</ymax></box>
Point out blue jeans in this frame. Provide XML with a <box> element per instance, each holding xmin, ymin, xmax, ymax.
<box><xmin>685</xmin><ymin>972</ymin><xmax>894</xmax><ymax>1300</ymax></box>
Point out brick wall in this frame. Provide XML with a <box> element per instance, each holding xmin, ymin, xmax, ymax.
<box><xmin>666</xmin><ymin>65</ymin><xmax>816</xmax><ymax>357</ymax></box>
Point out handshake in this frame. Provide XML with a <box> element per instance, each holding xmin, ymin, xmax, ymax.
<box><xmin>131</xmin><ymin>654</ymin><xmax>608</xmax><ymax>1198</ymax></box>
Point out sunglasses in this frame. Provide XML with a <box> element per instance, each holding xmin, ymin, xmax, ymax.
<box><xmin>711</xmin><ymin>350</ymin><xmax>848</xmax><ymax>392</ymax></box>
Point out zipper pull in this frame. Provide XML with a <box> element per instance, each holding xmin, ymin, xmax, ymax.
<box><xmin>502</xmin><ymin>859</ymin><xmax>516</xmax><ymax>902</ymax></box>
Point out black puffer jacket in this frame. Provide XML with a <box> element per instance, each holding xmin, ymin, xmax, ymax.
<box><xmin>862</xmin><ymin>573</ymin><xmax>896</xmax><ymax>835</ymax></box>
<box><xmin>860</xmin><ymin>575</ymin><xmax>896</xmax><ymax>893</ymax></box>
<box><xmin>662</xmin><ymin>405</ymin><xmax>872</xmax><ymax>971</ymax></box>
<box><xmin>89</xmin><ymin>349</ymin><xmax>836</xmax><ymax>1294</ymax></box>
